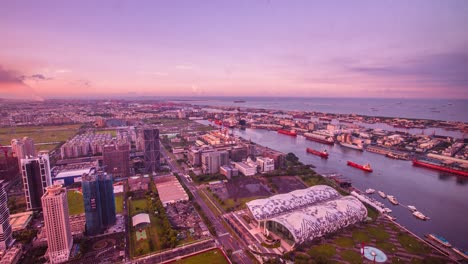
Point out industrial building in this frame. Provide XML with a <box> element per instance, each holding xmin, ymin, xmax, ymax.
<box><xmin>154</xmin><ymin>175</ymin><xmax>189</xmax><ymax>206</ymax></box>
<box><xmin>246</xmin><ymin>185</ymin><xmax>367</xmax><ymax>245</ymax></box>
<box><xmin>233</xmin><ymin>161</ymin><xmax>257</xmax><ymax>176</ymax></box>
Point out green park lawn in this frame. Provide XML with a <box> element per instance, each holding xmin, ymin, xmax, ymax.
<box><xmin>67</xmin><ymin>190</ymin><xmax>84</xmax><ymax>215</ymax></box>
<box><xmin>175</xmin><ymin>249</ymin><xmax>229</xmax><ymax>264</ymax></box>
<box><xmin>0</xmin><ymin>124</ymin><xmax>82</xmax><ymax>152</ymax></box>
<box><xmin>115</xmin><ymin>194</ymin><xmax>124</xmax><ymax>214</ymax></box>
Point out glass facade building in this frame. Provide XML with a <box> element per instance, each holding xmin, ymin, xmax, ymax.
<box><xmin>82</xmin><ymin>172</ymin><xmax>116</xmax><ymax>235</ymax></box>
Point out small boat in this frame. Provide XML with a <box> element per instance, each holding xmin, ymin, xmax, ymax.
<box><xmin>407</xmin><ymin>205</ymin><xmax>417</xmax><ymax>212</ymax></box>
<box><xmin>387</xmin><ymin>195</ymin><xmax>399</xmax><ymax>205</ymax></box>
<box><xmin>426</xmin><ymin>234</ymin><xmax>452</xmax><ymax>247</ymax></box>
<box><xmin>378</xmin><ymin>191</ymin><xmax>386</xmax><ymax>198</ymax></box>
<box><xmin>386</xmin><ymin>215</ymin><xmax>396</xmax><ymax>221</ymax></box>
<box><xmin>413</xmin><ymin>211</ymin><xmax>429</xmax><ymax>220</ymax></box>
<box><xmin>365</xmin><ymin>188</ymin><xmax>375</xmax><ymax>194</ymax></box>
<box><xmin>383</xmin><ymin>208</ymin><xmax>392</xmax><ymax>213</ymax></box>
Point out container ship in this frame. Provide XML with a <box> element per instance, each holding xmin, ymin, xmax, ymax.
<box><xmin>304</xmin><ymin>131</ymin><xmax>335</xmax><ymax>145</ymax></box>
<box><xmin>306</xmin><ymin>148</ymin><xmax>329</xmax><ymax>158</ymax></box>
<box><xmin>412</xmin><ymin>158</ymin><xmax>468</xmax><ymax>177</ymax></box>
<box><xmin>347</xmin><ymin>161</ymin><xmax>373</xmax><ymax>172</ymax></box>
<box><xmin>339</xmin><ymin>142</ymin><xmax>364</xmax><ymax>151</ymax></box>
<box><xmin>426</xmin><ymin>234</ymin><xmax>452</xmax><ymax>247</ymax></box>
<box><xmin>277</xmin><ymin>129</ymin><xmax>297</xmax><ymax>137</ymax></box>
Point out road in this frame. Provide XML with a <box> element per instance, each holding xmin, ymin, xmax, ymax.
<box><xmin>160</xmin><ymin>146</ymin><xmax>254</xmax><ymax>264</ymax></box>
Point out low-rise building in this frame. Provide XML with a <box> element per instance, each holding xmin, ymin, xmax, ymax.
<box><xmin>256</xmin><ymin>157</ymin><xmax>275</xmax><ymax>172</ymax></box>
<box><xmin>234</xmin><ymin>161</ymin><xmax>256</xmax><ymax>176</ymax></box>
<box><xmin>220</xmin><ymin>165</ymin><xmax>239</xmax><ymax>179</ymax></box>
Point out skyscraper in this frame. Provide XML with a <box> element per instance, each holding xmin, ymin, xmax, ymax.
<box><xmin>21</xmin><ymin>153</ymin><xmax>52</xmax><ymax>210</ymax></box>
<box><xmin>11</xmin><ymin>137</ymin><xmax>36</xmax><ymax>168</ymax></box>
<box><xmin>42</xmin><ymin>185</ymin><xmax>73</xmax><ymax>264</ymax></box>
<box><xmin>141</xmin><ymin>128</ymin><xmax>160</xmax><ymax>173</ymax></box>
<box><xmin>82</xmin><ymin>172</ymin><xmax>116</xmax><ymax>235</ymax></box>
<box><xmin>0</xmin><ymin>180</ymin><xmax>13</xmax><ymax>250</ymax></box>
<box><xmin>81</xmin><ymin>174</ymin><xmax>102</xmax><ymax>236</ymax></box>
<box><xmin>102</xmin><ymin>143</ymin><xmax>130</xmax><ymax>178</ymax></box>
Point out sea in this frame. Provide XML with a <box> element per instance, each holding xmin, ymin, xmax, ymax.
<box><xmin>171</xmin><ymin>97</ymin><xmax>468</xmax><ymax>123</ymax></box>
<box><xmin>190</xmin><ymin>97</ymin><xmax>468</xmax><ymax>250</ymax></box>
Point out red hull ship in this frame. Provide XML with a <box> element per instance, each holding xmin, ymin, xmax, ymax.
<box><xmin>347</xmin><ymin>161</ymin><xmax>373</xmax><ymax>172</ymax></box>
<box><xmin>277</xmin><ymin>129</ymin><xmax>297</xmax><ymax>136</ymax></box>
<box><xmin>306</xmin><ymin>148</ymin><xmax>329</xmax><ymax>158</ymax></box>
<box><xmin>412</xmin><ymin>159</ymin><xmax>468</xmax><ymax>177</ymax></box>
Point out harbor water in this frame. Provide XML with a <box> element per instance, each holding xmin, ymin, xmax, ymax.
<box><xmin>224</xmin><ymin>125</ymin><xmax>468</xmax><ymax>249</ymax></box>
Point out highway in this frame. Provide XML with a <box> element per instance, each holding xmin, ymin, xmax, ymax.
<box><xmin>160</xmin><ymin>146</ymin><xmax>254</xmax><ymax>264</ymax></box>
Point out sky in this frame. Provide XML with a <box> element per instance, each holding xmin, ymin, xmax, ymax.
<box><xmin>0</xmin><ymin>0</ymin><xmax>467</xmax><ymax>100</ymax></box>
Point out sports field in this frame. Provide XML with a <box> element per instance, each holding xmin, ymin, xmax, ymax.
<box><xmin>136</xmin><ymin>229</ymin><xmax>147</xmax><ymax>241</ymax></box>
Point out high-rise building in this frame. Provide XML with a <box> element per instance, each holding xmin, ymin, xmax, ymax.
<box><xmin>141</xmin><ymin>128</ymin><xmax>160</xmax><ymax>173</ymax></box>
<box><xmin>82</xmin><ymin>172</ymin><xmax>116</xmax><ymax>235</ymax></box>
<box><xmin>0</xmin><ymin>180</ymin><xmax>13</xmax><ymax>250</ymax></box>
<box><xmin>21</xmin><ymin>153</ymin><xmax>52</xmax><ymax>210</ymax></box>
<box><xmin>81</xmin><ymin>174</ymin><xmax>102</xmax><ymax>236</ymax></box>
<box><xmin>11</xmin><ymin>137</ymin><xmax>36</xmax><ymax>168</ymax></box>
<box><xmin>98</xmin><ymin>173</ymin><xmax>116</xmax><ymax>227</ymax></box>
<box><xmin>201</xmin><ymin>150</ymin><xmax>229</xmax><ymax>174</ymax></box>
<box><xmin>42</xmin><ymin>185</ymin><xmax>73</xmax><ymax>264</ymax></box>
<box><xmin>102</xmin><ymin>143</ymin><xmax>130</xmax><ymax>178</ymax></box>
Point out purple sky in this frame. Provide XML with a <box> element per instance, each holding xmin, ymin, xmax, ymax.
<box><xmin>1</xmin><ymin>0</ymin><xmax>467</xmax><ymax>99</ymax></box>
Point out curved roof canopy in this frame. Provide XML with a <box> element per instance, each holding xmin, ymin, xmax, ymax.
<box><xmin>246</xmin><ymin>185</ymin><xmax>340</xmax><ymax>221</ymax></box>
<box><xmin>269</xmin><ymin>196</ymin><xmax>367</xmax><ymax>244</ymax></box>
<box><xmin>132</xmin><ymin>213</ymin><xmax>150</xmax><ymax>227</ymax></box>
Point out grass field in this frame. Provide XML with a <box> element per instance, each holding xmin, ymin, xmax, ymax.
<box><xmin>0</xmin><ymin>124</ymin><xmax>82</xmax><ymax>151</ymax></box>
<box><xmin>115</xmin><ymin>194</ymin><xmax>124</xmax><ymax>214</ymax></box>
<box><xmin>175</xmin><ymin>249</ymin><xmax>229</xmax><ymax>264</ymax></box>
<box><xmin>67</xmin><ymin>190</ymin><xmax>84</xmax><ymax>215</ymax></box>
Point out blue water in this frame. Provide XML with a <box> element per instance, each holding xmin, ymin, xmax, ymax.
<box><xmin>171</xmin><ymin>97</ymin><xmax>468</xmax><ymax>123</ymax></box>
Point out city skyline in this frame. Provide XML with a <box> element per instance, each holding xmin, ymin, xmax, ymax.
<box><xmin>1</xmin><ymin>0</ymin><xmax>468</xmax><ymax>100</ymax></box>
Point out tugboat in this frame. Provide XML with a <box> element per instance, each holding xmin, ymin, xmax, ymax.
<box><xmin>347</xmin><ymin>161</ymin><xmax>373</xmax><ymax>172</ymax></box>
<box><xmin>306</xmin><ymin>148</ymin><xmax>329</xmax><ymax>158</ymax></box>
<box><xmin>378</xmin><ymin>191</ymin><xmax>386</xmax><ymax>198</ymax></box>
<box><xmin>387</xmin><ymin>195</ymin><xmax>399</xmax><ymax>205</ymax></box>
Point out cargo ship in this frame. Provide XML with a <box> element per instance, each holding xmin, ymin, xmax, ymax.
<box><xmin>339</xmin><ymin>142</ymin><xmax>364</xmax><ymax>151</ymax></box>
<box><xmin>278</xmin><ymin>129</ymin><xmax>297</xmax><ymax>137</ymax></box>
<box><xmin>347</xmin><ymin>161</ymin><xmax>373</xmax><ymax>172</ymax></box>
<box><xmin>426</xmin><ymin>234</ymin><xmax>452</xmax><ymax>247</ymax></box>
<box><xmin>306</xmin><ymin>148</ymin><xmax>329</xmax><ymax>158</ymax></box>
<box><xmin>412</xmin><ymin>158</ymin><xmax>468</xmax><ymax>177</ymax></box>
<box><xmin>233</xmin><ymin>100</ymin><xmax>245</xmax><ymax>103</ymax></box>
<box><xmin>304</xmin><ymin>131</ymin><xmax>335</xmax><ymax>145</ymax></box>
